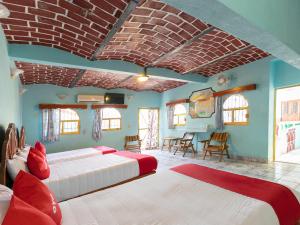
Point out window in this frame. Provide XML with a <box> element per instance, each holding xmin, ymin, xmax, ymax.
<box><xmin>223</xmin><ymin>94</ymin><xmax>249</xmax><ymax>125</ymax></box>
<box><xmin>102</xmin><ymin>108</ymin><xmax>121</xmax><ymax>130</ymax></box>
<box><xmin>173</xmin><ymin>104</ymin><xmax>187</xmax><ymax>126</ymax></box>
<box><xmin>60</xmin><ymin>109</ymin><xmax>80</xmax><ymax>135</ymax></box>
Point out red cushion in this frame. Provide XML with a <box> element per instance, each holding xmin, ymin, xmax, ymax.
<box><xmin>13</xmin><ymin>170</ymin><xmax>62</xmax><ymax>225</ymax></box>
<box><xmin>27</xmin><ymin>147</ymin><xmax>50</xmax><ymax>180</ymax></box>
<box><xmin>2</xmin><ymin>195</ymin><xmax>56</xmax><ymax>225</ymax></box>
<box><xmin>35</xmin><ymin>141</ymin><xmax>46</xmax><ymax>155</ymax></box>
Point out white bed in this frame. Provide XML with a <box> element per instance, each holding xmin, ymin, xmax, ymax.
<box><xmin>44</xmin><ymin>154</ymin><xmax>139</xmax><ymax>202</ymax></box>
<box><xmin>59</xmin><ymin>166</ymin><xmax>300</xmax><ymax>225</ymax></box>
<box><xmin>18</xmin><ymin>146</ymin><xmax>114</xmax><ymax>164</ymax></box>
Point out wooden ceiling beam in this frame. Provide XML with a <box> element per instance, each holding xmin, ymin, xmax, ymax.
<box><xmin>69</xmin><ymin>69</ymin><xmax>86</xmax><ymax>88</ymax></box>
<box><xmin>184</xmin><ymin>45</ymin><xmax>252</xmax><ymax>74</ymax></box>
<box><xmin>91</xmin><ymin>0</ymin><xmax>141</xmax><ymax>60</ymax></box>
<box><xmin>39</xmin><ymin>104</ymin><xmax>88</xmax><ymax>109</ymax></box>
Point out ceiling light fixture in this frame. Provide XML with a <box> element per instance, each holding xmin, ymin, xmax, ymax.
<box><xmin>137</xmin><ymin>67</ymin><xmax>149</xmax><ymax>82</ymax></box>
<box><xmin>0</xmin><ymin>4</ymin><xmax>10</xmax><ymax>19</ymax></box>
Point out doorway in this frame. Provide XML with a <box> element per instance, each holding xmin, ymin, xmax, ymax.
<box><xmin>138</xmin><ymin>108</ymin><xmax>159</xmax><ymax>150</ymax></box>
<box><xmin>275</xmin><ymin>85</ymin><xmax>300</xmax><ymax>163</ymax></box>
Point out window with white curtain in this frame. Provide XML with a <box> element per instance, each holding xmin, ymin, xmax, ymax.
<box><xmin>102</xmin><ymin>108</ymin><xmax>121</xmax><ymax>130</ymax></box>
<box><xmin>60</xmin><ymin>109</ymin><xmax>80</xmax><ymax>134</ymax></box>
<box><xmin>173</xmin><ymin>104</ymin><xmax>187</xmax><ymax>126</ymax></box>
<box><xmin>223</xmin><ymin>94</ymin><xmax>249</xmax><ymax>125</ymax></box>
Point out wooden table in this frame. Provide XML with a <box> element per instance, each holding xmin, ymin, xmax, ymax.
<box><xmin>161</xmin><ymin>137</ymin><xmax>181</xmax><ymax>151</ymax></box>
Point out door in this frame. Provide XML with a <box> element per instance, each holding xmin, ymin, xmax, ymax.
<box><xmin>138</xmin><ymin>108</ymin><xmax>159</xmax><ymax>150</ymax></box>
<box><xmin>274</xmin><ymin>85</ymin><xmax>300</xmax><ymax>163</ymax></box>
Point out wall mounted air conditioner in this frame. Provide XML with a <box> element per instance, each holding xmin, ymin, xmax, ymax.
<box><xmin>77</xmin><ymin>95</ymin><xmax>104</xmax><ymax>103</ymax></box>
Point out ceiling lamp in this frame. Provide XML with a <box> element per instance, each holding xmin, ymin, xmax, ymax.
<box><xmin>137</xmin><ymin>67</ymin><xmax>149</xmax><ymax>82</ymax></box>
<box><xmin>0</xmin><ymin>4</ymin><xmax>10</xmax><ymax>19</ymax></box>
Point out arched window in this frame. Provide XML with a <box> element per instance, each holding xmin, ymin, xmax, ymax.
<box><xmin>173</xmin><ymin>104</ymin><xmax>187</xmax><ymax>126</ymax></box>
<box><xmin>102</xmin><ymin>108</ymin><xmax>121</xmax><ymax>130</ymax></box>
<box><xmin>60</xmin><ymin>109</ymin><xmax>80</xmax><ymax>134</ymax></box>
<box><xmin>223</xmin><ymin>94</ymin><xmax>249</xmax><ymax>125</ymax></box>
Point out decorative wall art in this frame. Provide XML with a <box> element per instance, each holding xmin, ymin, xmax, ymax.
<box><xmin>189</xmin><ymin>88</ymin><xmax>215</xmax><ymax>118</ymax></box>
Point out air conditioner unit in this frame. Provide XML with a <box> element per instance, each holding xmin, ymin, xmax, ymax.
<box><xmin>77</xmin><ymin>95</ymin><xmax>104</xmax><ymax>103</ymax></box>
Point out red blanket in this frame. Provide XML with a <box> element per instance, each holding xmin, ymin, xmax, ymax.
<box><xmin>94</xmin><ymin>146</ymin><xmax>117</xmax><ymax>154</ymax></box>
<box><xmin>114</xmin><ymin>151</ymin><xmax>157</xmax><ymax>176</ymax></box>
<box><xmin>171</xmin><ymin>164</ymin><xmax>300</xmax><ymax>225</ymax></box>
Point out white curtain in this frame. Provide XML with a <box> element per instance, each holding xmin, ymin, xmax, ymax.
<box><xmin>167</xmin><ymin>105</ymin><xmax>175</xmax><ymax>129</ymax></box>
<box><xmin>215</xmin><ymin>96</ymin><xmax>224</xmax><ymax>130</ymax></box>
<box><xmin>42</xmin><ymin>109</ymin><xmax>60</xmax><ymax>142</ymax></box>
<box><xmin>145</xmin><ymin>110</ymin><xmax>159</xmax><ymax>149</ymax></box>
<box><xmin>92</xmin><ymin>109</ymin><xmax>103</xmax><ymax>141</ymax></box>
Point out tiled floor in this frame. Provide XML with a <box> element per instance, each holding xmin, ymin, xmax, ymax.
<box><xmin>277</xmin><ymin>149</ymin><xmax>300</xmax><ymax>164</ymax></box>
<box><xmin>142</xmin><ymin>150</ymin><xmax>300</xmax><ymax>192</ymax></box>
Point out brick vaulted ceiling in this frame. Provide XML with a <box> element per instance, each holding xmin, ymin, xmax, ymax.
<box><xmin>1</xmin><ymin>0</ymin><xmax>270</xmax><ymax>91</ymax></box>
<box><xmin>16</xmin><ymin>61</ymin><xmax>186</xmax><ymax>92</ymax></box>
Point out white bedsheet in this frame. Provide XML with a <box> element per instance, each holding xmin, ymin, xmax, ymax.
<box><xmin>18</xmin><ymin>147</ymin><xmax>102</xmax><ymax>164</ymax></box>
<box><xmin>46</xmin><ymin>148</ymin><xmax>102</xmax><ymax>164</ymax></box>
<box><xmin>60</xmin><ymin>170</ymin><xmax>300</xmax><ymax>225</ymax></box>
<box><xmin>44</xmin><ymin>154</ymin><xmax>139</xmax><ymax>202</ymax></box>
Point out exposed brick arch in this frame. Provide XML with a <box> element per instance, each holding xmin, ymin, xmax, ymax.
<box><xmin>16</xmin><ymin>61</ymin><xmax>186</xmax><ymax>92</ymax></box>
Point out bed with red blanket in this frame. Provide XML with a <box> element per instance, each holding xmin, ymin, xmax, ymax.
<box><xmin>59</xmin><ymin>163</ymin><xmax>300</xmax><ymax>225</ymax></box>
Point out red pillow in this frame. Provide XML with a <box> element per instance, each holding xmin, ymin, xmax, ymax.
<box><xmin>27</xmin><ymin>147</ymin><xmax>50</xmax><ymax>180</ymax></box>
<box><xmin>35</xmin><ymin>141</ymin><xmax>46</xmax><ymax>155</ymax></box>
<box><xmin>13</xmin><ymin>170</ymin><xmax>62</xmax><ymax>225</ymax></box>
<box><xmin>2</xmin><ymin>195</ymin><xmax>56</xmax><ymax>225</ymax></box>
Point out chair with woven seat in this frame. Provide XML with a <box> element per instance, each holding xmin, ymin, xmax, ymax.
<box><xmin>201</xmin><ymin>132</ymin><xmax>229</xmax><ymax>162</ymax></box>
<box><xmin>124</xmin><ymin>135</ymin><xmax>142</xmax><ymax>153</ymax></box>
<box><xmin>173</xmin><ymin>132</ymin><xmax>196</xmax><ymax>157</ymax></box>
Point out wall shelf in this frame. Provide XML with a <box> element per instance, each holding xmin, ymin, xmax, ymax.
<box><xmin>39</xmin><ymin>104</ymin><xmax>87</xmax><ymax>109</ymax></box>
<box><xmin>166</xmin><ymin>98</ymin><xmax>190</xmax><ymax>106</ymax></box>
<box><xmin>91</xmin><ymin>104</ymin><xmax>128</xmax><ymax>109</ymax></box>
<box><xmin>213</xmin><ymin>84</ymin><xmax>256</xmax><ymax>97</ymax></box>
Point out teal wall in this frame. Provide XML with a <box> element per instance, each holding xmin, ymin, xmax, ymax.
<box><xmin>218</xmin><ymin>0</ymin><xmax>300</xmax><ymax>55</ymax></box>
<box><xmin>273</xmin><ymin>60</ymin><xmax>300</xmax><ymax>88</ymax></box>
<box><xmin>0</xmin><ymin>27</ymin><xmax>22</xmax><ymax>139</ymax></box>
<box><xmin>22</xmin><ymin>85</ymin><xmax>162</xmax><ymax>153</ymax></box>
<box><xmin>161</xmin><ymin>57</ymin><xmax>273</xmax><ymax>161</ymax></box>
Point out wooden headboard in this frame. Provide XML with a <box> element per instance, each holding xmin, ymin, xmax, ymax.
<box><xmin>19</xmin><ymin>126</ymin><xmax>25</xmax><ymax>150</ymax></box>
<box><xmin>0</xmin><ymin>124</ymin><xmax>18</xmax><ymax>185</ymax></box>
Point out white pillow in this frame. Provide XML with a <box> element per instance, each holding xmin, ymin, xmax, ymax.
<box><xmin>17</xmin><ymin>146</ymin><xmax>31</xmax><ymax>160</ymax></box>
<box><xmin>0</xmin><ymin>185</ymin><xmax>13</xmax><ymax>224</ymax></box>
<box><xmin>6</xmin><ymin>156</ymin><xmax>29</xmax><ymax>181</ymax></box>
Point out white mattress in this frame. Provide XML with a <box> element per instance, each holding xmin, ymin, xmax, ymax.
<box><xmin>44</xmin><ymin>154</ymin><xmax>139</xmax><ymax>202</ymax></box>
<box><xmin>59</xmin><ymin>170</ymin><xmax>300</xmax><ymax>225</ymax></box>
<box><xmin>18</xmin><ymin>147</ymin><xmax>102</xmax><ymax>164</ymax></box>
<box><xmin>46</xmin><ymin>148</ymin><xmax>102</xmax><ymax>164</ymax></box>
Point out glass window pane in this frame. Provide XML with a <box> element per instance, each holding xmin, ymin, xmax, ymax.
<box><xmin>102</xmin><ymin>120</ymin><xmax>109</xmax><ymax>130</ymax></box>
<box><xmin>174</xmin><ymin>104</ymin><xmax>186</xmax><ymax>114</ymax></box>
<box><xmin>173</xmin><ymin>116</ymin><xmax>178</xmax><ymax>125</ymax></box>
<box><xmin>110</xmin><ymin>119</ymin><xmax>120</xmax><ymax>129</ymax></box>
<box><xmin>102</xmin><ymin>108</ymin><xmax>121</xmax><ymax>119</ymax></box>
<box><xmin>178</xmin><ymin>115</ymin><xmax>186</xmax><ymax>125</ymax></box>
<box><xmin>234</xmin><ymin>109</ymin><xmax>248</xmax><ymax>122</ymax></box>
<box><xmin>223</xmin><ymin>111</ymin><xmax>232</xmax><ymax>123</ymax></box>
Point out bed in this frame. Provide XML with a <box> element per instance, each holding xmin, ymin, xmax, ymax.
<box><xmin>18</xmin><ymin>126</ymin><xmax>117</xmax><ymax>164</ymax></box>
<box><xmin>59</xmin><ymin>163</ymin><xmax>300</xmax><ymax>225</ymax></box>
<box><xmin>1</xmin><ymin>124</ymin><xmax>158</xmax><ymax>202</ymax></box>
<box><xmin>2</xmin><ymin>163</ymin><xmax>299</xmax><ymax>225</ymax></box>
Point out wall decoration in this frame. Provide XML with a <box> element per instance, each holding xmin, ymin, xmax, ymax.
<box><xmin>189</xmin><ymin>88</ymin><xmax>215</xmax><ymax>118</ymax></box>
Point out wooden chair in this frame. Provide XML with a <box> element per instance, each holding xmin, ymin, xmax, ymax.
<box><xmin>201</xmin><ymin>132</ymin><xmax>229</xmax><ymax>162</ymax></box>
<box><xmin>173</xmin><ymin>132</ymin><xmax>196</xmax><ymax>157</ymax></box>
<box><xmin>124</xmin><ymin>135</ymin><xmax>142</xmax><ymax>153</ymax></box>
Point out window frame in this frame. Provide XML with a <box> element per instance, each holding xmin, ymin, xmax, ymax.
<box><xmin>223</xmin><ymin>95</ymin><xmax>249</xmax><ymax>126</ymax></box>
<box><xmin>101</xmin><ymin>108</ymin><xmax>122</xmax><ymax>131</ymax></box>
<box><xmin>173</xmin><ymin>104</ymin><xmax>187</xmax><ymax>126</ymax></box>
<box><xmin>60</xmin><ymin>109</ymin><xmax>80</xmax><ymax>135</ymax></box>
